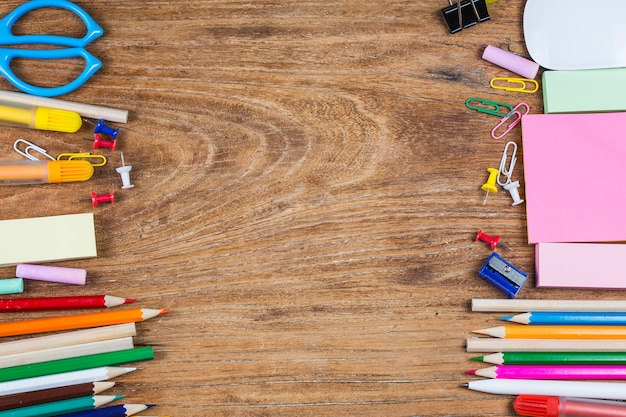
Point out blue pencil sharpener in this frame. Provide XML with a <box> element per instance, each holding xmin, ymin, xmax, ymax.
<box><xmin>478</xmin><ymin>252</ymin><xmax>528</xmax><ymax>298</ymax></box>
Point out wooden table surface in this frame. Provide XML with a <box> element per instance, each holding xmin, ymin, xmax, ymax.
<box><xmin>0</xmin><ymin>1</ymin><xmax>607</xmax><ymax>416</ymax></box>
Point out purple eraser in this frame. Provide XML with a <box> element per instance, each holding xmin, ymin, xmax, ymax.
<box><xmin>16</xmin><ymin>264</ymin><xmax>87</xmax><ymax>285</ymax></box>
<box><xmin>482</xmin><ymin>45</ymin><xmax>539</xmax><ymax>80</ymax></box>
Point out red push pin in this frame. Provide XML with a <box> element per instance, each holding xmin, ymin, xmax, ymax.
<box><xmin>90</xmin><ymin>191</ymin><xmax>115</xmax><ymax>207</ymax></box>
<box><xmin>475</xmin><ymin>229</ymin><xmax>511</xmax><ymax>251</ymax></box>
<box><xmin>92</xmin><ymin>134</ymin><xmax>117</xmax><ymax>150</ymax></box>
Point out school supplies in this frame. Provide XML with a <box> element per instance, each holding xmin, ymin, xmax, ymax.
<box><xmin>0</xmin><ymin>295</ymin><xmax>135</xmax><ymax>311</ymax></box>
<box><xmin>16</xmin><ymin>264</ymin><xmax>87</xmax><ymax>285</ymax></box>
<box><xmin>441</xmin><ymin>0</ymin><xmax>490</xmax><ymax>34</ymax></box>
<box><xmin>58</xmin><ymin>403</ymin><xmax>155</xmax><ymax>417</ymax></box>
<box><xmin>473</xmin><ymin>325</ymin><xmax>626</xmax><ymax>339</ymax></box>
<box><xmin>465</xmin><ymin>378</ymin><xmax>626</xmax><ymax>401</ymax></box>
<box><xmin>543</xmin><ymin>68</ymin><xmax>626</xmax><ymax>114</ymax></box>
<box><xmin>514</xmin><ymin>395</ymin><xmax>626</xmax><ymax>417</ymax></box>
<box><xmin>471</xmin><ymin>351</ymin><xmax>626</xmax><ymax>365</ymax></box>
<box><xmin>0</xmin><ymin>101</ymin><xmax>82</xmax><ymax>132</ymax></box>
<box><xmin>0</xmin><ymin>160</ymin><xmax>94</xmax><ymax>185</ymax></box>
<box><xmin>0</xmin><ymin>213</ymin><xmax>97</xmax><ymax>267</ymax></box>
<box><xmin>0</xmin><ymin>278</ymin><xmax>23</xmax><ymax>295</ymax></box>
<box><xmin>469</xmin><ymin>364</ymin><xmax>626</xmax><ymax>380</ymax></box>
<box><xmin>524</xmin><ymin>0</ymin><xmax>626</xmax><ymax>70</ymax></box>
<box><xmin>0</xmin><ymin>382</ymin><xmax>116</xmax><ymax>412</ymax></box>
<box><xmin>0</xmin><ymin>395</ymin><xmax>123</xmax><ymax>417</ymax></box>
<box><xmin>482</xmin><ymin>45</ymin><xmax>539</xmax><ymax>79</ymax></box>
<box><xmin>477</xmin><ymin>252</ymin><xmax>528</xmax><ymax>298</ymax></box>
<box><xmin>466</xmin><ymin>338</ymin><xmax>626</xmax><ymax>353</ymax></box>
<box><xmin>535</xmin><ymin>242</ymin><xmax>626</xmax><ymax>289</ymax></box>
<box><xmin>521</xmin><ymin>112</ymin><xmax>626</xmax><ymax>243</ymax></box>
<box><xmin>0</xmin><ymin>90</ymin><xmax>128</xmax><ymax>123</ymax></box>
<box><xmin>0</xmin><ymin>0</ymin><xmax>103</xmax><ymax>96</ymax></box>
<box><xmin>472</xmin><ymin>299</ymin><xmax>626</xmax><ymax>313</ymax></box>
<box><xmin>0</xmin><ymin>308</ymin><xmax>169</xmax><ymax>337</ymax></box>
<box><xmin>502</xmin><ymin>312</ymin><xmax>626</xmax><ymax>326</ymax></box>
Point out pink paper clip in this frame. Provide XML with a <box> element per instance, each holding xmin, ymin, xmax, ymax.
<box><xmin>491</xmin><ymin>103</ymin><xmax>529</xmax><ymax>140</ymax></box>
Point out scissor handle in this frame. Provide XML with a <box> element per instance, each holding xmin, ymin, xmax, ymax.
<box><xmin>0</xmin><ymin>48</ymin><xmax>102</xmax><ymax>97</ymax></box>
<box><xmin>0</xmin><ymin>0</ymin><xmax>103</xmax><ymax>48</ymax></box>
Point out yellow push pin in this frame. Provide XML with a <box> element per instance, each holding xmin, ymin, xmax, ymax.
<box><xmin>481</xmin><ymin>168</ymin><xmax>499</xmax><ymax>204</ymax></box>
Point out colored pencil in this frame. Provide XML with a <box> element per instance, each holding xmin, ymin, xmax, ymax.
<box><xmin>467</xmin><ymin>338</ymin><xmax>626</xmax><ymax>352</ymax></box>
<box><xmin>53</xmin><ymin>403</ymin><xmax>154</xmax><ymax>417</ymax></box>
<box><xmin>0</xmin><ymin>296</ymin><xmax>136</xmax><ymax>312</ymax></box>
<box><xmin>0</xmin><ymin>395</ymin><xmax>123</xmax><ymax>417</ymax></box>
<box><xmin>473</xmin><ymin>325</ymin><xmax>626</xmax><ymax>339</ymax></box>
<box><xmin>0</xmin><ymin>337</ymin><xmax>134</xmax><ymax>370</ymax></box>
<box><xmin>0</xmin><ymin>324</ymin><xmax>137</xmax><ymax>356</ymax></box>
<box><xmin>471</xmin><ymin>351</ymin><xmax>626</xmax><ymax>365</ymax></box>
<box><xmin>0</xmin><ymin>366</ymin><xmax>134</xmax><ymax>396</ymax></box>
<box><xmin>472</xmin><ymin>298</ymin><xmax>626</xmax><ymax>312</ymax></box>
<box><xmin>0</xmin><ymin>308</ymin><xmax>169</xmax><ymax>338</ymax></box>
<box><xmin>501</xmin><ymin>311</ymin><xmax>626</xmax><ymax>325</ymax></box>
<box><xmin>469</xmin><ymin>364</ymin><xmax>626</xmax><ymax>380</ymax></box>
<box><xmin>464</xmin><ymin>378</ymin><xmax>626</xmax><ymax>400</ymax></box>
<box><xmin>0</xmin><ymin>347</ymin><xmax>153</xmax><ymax>383</ymax></box>
<box><xmin>0</xmin><ymin>382</ymin><xmax>116</xmax><ymax>411</ymax></box>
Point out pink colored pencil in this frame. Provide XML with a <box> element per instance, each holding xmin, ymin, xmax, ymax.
<box><xmin>468</xmin><ymin>365</ymin><xmax>626</xmax><ymax>380</ymax></box>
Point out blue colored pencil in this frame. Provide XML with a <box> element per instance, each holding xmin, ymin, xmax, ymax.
<box><xmin>54</xmin><ymin>403</ymin><xmax>155</xmax><ymax>417</ymax></box>
<box><xmin>502</xmin><ymin>312</ymin><xmax>626</xmax><ymax>325</ymax></box>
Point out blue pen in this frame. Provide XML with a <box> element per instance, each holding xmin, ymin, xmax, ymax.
<box><xmin>501</xmin><ymin>312</ymin><xmax>626</xmax><ymax>326</ymax></box>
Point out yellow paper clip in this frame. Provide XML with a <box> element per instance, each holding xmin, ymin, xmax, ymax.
<box><xmin>57</xmin><ymin>152</ymin><xmax>107</xmax><ymax>167</ymax></box>
<box><xmin>490</xmin><ymin>77</ymin><xmax>538</xmax><ymax>93</ymax></box>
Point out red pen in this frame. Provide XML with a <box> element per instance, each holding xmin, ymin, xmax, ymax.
<box><xmin>514</xmin><ymin>394</ymin><xmax>626</xmax><ymax>417</ymax></box>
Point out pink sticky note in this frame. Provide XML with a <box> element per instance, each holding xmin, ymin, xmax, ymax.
<box><xmin>522</xmin><ymin>112</ymin><xmax>626</xmax><ymax>243</ymax></box>
<box><xmin>536</xmin><ymin>242</ymin><xmax>626</xmax><ymax>289</ymax></box>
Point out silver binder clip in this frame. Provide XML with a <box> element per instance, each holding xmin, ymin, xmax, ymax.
<box><xmin>13</xmin><ymin>139</ymin><xmax>55</xmax><ymax>161</ymax></box>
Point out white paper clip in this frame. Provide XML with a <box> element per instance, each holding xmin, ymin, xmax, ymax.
<box><xmin>13</xmin><ymin>139</ymin><xmax>55</xmax><ymax>161</ymax></box>
<box><xmin>497</xmin><ymin>141</ymin><xmax>524</xmax><ymax>206</ymax></box>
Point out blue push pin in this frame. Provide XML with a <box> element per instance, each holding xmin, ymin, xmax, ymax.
<box><xmin>94</xmin><ymin>119</ymin><xmax>119</xmax><ymax>140</ymax></box>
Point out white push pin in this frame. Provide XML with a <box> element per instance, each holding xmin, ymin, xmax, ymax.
<box><xmin>503</xmin><ymin>180</ymin><xmax>524</xmax><ymax>206</ymax></box>
<box><xmin>115</xmin><ymin>152</ymin><xmax>134</xmax><ymax>189</ymax></box>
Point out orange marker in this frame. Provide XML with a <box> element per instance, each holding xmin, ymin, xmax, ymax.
<box><xmin>0</xmin><ymin>308</ymin><xmax>170</xmax><ymax>338</ymax></box>
<box><xmin>0</xmin><ymin>160</ymin><xmax>93</xmax><ymax>185</ymax></box>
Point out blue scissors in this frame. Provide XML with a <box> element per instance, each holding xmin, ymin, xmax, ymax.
<box><xmin>0</xmin><ymin>0</ymin><xmax>103</xmax><ymax>97</ymax></box>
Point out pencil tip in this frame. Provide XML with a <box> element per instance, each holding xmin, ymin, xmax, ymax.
<box><xmin>160</xmin><ymin>309</ymin><xmax>172</xmax><ymax>315</ymax></box>
<box><xmin>499</xmin><ymin>315</ymin><xmax>512</xmax><ymax>321</ymax></box>
<box><xmin>125</xmin><ymin>298</ymin><xmax>137</xmax><ymax>304</ymax></box>
<box><xmin>465</xmin><ymin>370</ymin><xmax>476</xmax><ymax>375</ymax></box>
<box><xmin>470</xmin><ymin>356</ymin><xmax>483</xmax><ymax>361</ymax></box>
<box><xmin>472</xmin><ymin>328</ymin><xmax>489</xmax><ymax>335</ymax></box>
<box><xmin>460</xmin><ymin>383</ymin><xmax>469</xmax><ymax>388</ymax></box>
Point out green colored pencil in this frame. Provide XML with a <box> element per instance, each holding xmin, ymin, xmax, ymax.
<box><xmin>472</xmin><ymin>351</ymin><xmax>626</xmax><ymax>365</ymax></box>
<box><xmin>0</xmin><ymin>395</ymin><xmax>123</xmax><ymax>417</ymax></box>
<box><xmin>0</xmin><ymin>346</ymin><xmax>153</xmax><ymax>383</ymax></box>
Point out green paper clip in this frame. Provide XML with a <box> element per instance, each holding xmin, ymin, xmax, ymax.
<box><xmin>465</xmin><ymin>97</ymin><xmax>514</xmax><ymax>117</ymax></box>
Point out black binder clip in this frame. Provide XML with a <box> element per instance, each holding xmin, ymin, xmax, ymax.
<box><xmin>478</xmin><ymin>252</ymin><xmax>528</xmax><ymax>298</ymax></box>
<box><xmin>441</xmin><ymin>0</ymin><xmax>490</xmax><ymax>34</ymax></box>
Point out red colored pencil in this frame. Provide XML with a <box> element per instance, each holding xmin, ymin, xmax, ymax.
<box><xmin>0</xmin><ymin>295</ymin><xmax>136</xmax><ymax>312</ymax></box>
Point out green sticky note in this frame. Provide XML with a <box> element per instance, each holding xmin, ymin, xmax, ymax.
<box><xmin>543</xmin><ymin>68</ymin><xmax>626</xmax><ymax>114</ymax></box>
<box><xmin>0</xmin><ymin>213</ymin><xmax>97</xmax><ymax>267</ymax></box>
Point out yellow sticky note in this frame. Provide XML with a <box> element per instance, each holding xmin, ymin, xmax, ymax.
<box><xmin>0</xmin><ymin>213</ymin><xmax>97</xmax><ymax>267</ymax></box>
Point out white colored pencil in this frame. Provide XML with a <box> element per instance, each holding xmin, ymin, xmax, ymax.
<box><xmin>466</xmin><ymin>337</ymin><xmax>626</xmax><ymax>352</ymax></box>
<box><xmin>0</xmin><ymin>323</ymin><xmax>136</xmax><ymax>356</ymax></box>
<box><xmin>0</xmin><ymin>90</ymin><xmax>129</xmax><ymax>123</ymax></box>
<box><xmin>472</xmin><ymin>298</ymin><xmax>626</xmax><ymax>312</ymax></box>
<box><xmin>465</xmin><ymin>378</ymin><xmax>626</xmax><ymax>400</ymax></box>
<box><xmin>0</xmin><ymin>337</ymin><xmax>133</xmax><ymax>369</ymax></box>
<box><xmin>0</xmin><ymin>366</ymin><xmax>135</xmax><ymax>396</ymax></box>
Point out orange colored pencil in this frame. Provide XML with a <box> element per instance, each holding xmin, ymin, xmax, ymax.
<box><xmin>474</xmin><ymin>325</ymin><xmax>626</xmax><ymax>339</ymax></box>
<box><xmin>0</xmin><ymin>308</ymin><xmax>170</xmax><ymax>338</ymax></box>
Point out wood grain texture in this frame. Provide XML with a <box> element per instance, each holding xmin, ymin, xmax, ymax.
<box><xmin>0</xmin><ymin>1</ymin><xmax>607</xmax><ymax>416</ymax></box>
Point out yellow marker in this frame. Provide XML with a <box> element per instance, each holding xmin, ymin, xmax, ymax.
<box><xmin>0</xmin><ymin>101</ymin><xmax>82</xmax><ymax>133</ymax></box>
<box><xmin>0</xmin><ymin>160</ymin><xmax>94</xmax><ymax>185</ymax></box>
<box><xmin>481</xmin><ymin>168</ymin><xmax>499</xmax><ymax>204</ymax></box>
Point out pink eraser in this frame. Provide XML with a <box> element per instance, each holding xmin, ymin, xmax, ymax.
<box><xmin>16</xmin><ymin>264</ymin><xmax>87</xmax><ymax>285</ymax></box>
<box><xmin>482</xmin><ymin>45</ymin><xmax>540</xmax><ymax>80</ymax></box>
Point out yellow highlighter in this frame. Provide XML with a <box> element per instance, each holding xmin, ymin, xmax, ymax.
<box><xmin>0</xmin><ymin>160</ymin><xmax>94</xmax><ymax>185</ymax></box>
<box><xmin>0</xmin><ymin>101</ymin><xmax>82</xmax><ymax>133</ymax></box>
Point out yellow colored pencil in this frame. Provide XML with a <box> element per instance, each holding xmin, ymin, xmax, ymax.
<box><xmin>0</xmin><ymin>308</ymin><xmax>170</xmax><ymax>338</ymax></box>
<box><xmin>474</xmin><ymin>325</ymin><xmax>626</xmax><ymax>339</ymax></box>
